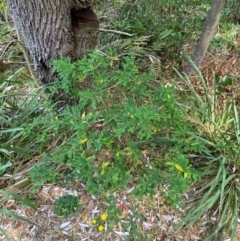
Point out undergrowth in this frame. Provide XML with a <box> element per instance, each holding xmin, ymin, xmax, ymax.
<box><xmin>1</xmin><ymin>51</ymin><xmax>239</xmax><ymax>240</ymax></box>
<box><xmin>24</xmin><ymin>52</ymin><xmax>201</xmax><ymax>206</ymax></box>
<box><xmin>174</xmin><ymin>59</ymin><xmax>240</xmax><ymax>240</ymax></box>
<box><xmin>1</xmin><ymin>0</ymin><xmax>240</xmax><ymax>240</ymax></box>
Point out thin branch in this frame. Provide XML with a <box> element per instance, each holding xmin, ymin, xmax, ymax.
<box><xmin>100</xmin><ymin>28</ymin><xmax>135</xmax><ymax>36</ymax></box>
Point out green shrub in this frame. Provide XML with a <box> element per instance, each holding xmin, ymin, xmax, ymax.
<box><xmin>25</xmin><ymin>51</ymin><xmax>202</xmax><ymax>208</ymax></box>
<box><xmin>53</xmin><ymin>195</ymin><xmax>82</xmax><ymax>218</ymax></box>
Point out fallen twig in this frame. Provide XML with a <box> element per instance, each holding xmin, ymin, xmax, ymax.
<box><xmin>100</xmin><ymin>28</ymin><xmax>135</xmax><ymax>36</ymax></box>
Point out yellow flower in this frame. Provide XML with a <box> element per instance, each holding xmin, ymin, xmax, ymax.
<box><xmin>92</xmin><ymin>219</ymin><xmax>97</xmax><ymax>224</ymax></box>
<box><xmin>100</xmin><ymin>213</ymin><xmax>107</xmax><ymax>221</ymax></box>
<box><xmin>98</xmin><ymin>225</ymin><xmax>104</xmax><ymax>232</ymax></box>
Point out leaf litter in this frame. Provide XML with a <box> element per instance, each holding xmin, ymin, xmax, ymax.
<box><xmin>1</xmin><ymin>178</ymin><xmax>237</xmax><ymax>241</ymax></box>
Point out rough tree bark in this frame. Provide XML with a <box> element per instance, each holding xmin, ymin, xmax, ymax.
<box><xmin>6</xmin><ymin>0</ymin><xmax>99</xmax><ymax>84</ymax></box>
<box><xmin>186</xmin><ymin>0</ymin><xmax>226</xmax><ymax>75</ymax></box>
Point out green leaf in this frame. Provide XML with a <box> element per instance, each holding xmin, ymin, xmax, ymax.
<box><xmin>165</xmin><ymin>161</ymin><xmax>175</xmax><ymax>166</ymax></box>
<box><xmin>174</xmin><ymin>164</ymin><xmax>184</xmax><ymax>172</ymax></box>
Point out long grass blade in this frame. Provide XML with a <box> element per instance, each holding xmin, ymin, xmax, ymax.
<box><xmin>0</xmin><ymin>148</ymin><xmax>11</xmax><ymax>156</ymax></box>
<box><xmin>0</xmin><ymin>226</ymin><xmax>11</xmax><ymax>241</ymax></box>
<box><xmin>0</xmin><ymin>128</ymin><xmax>23</xmax><ymax>134</ymax></box>
<box><xmin>0</xmin><ymin>190</ymin><xmax>36</xmax><ymax>210</ymax></box>
<box><xmin>0</xmin><ymin>209</ymin><xmax>39</xmax><ymax>227</ymax></box>
<box><xmin>232</xmin><ymin>93</ymin><xmax>240</xmax><ymax>145</ymax></box>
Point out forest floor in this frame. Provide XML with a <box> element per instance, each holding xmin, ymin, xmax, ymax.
<box><xmin>1</xmin><ymin>52</ymin><xmax>240</xmax><ymax>241</ymax></box>
<box><xmin>0</xmin><ymin>180</ymin><xmax>237</xmax><ymax>241</ymax></box>
<box><xmin>1</xmin><ymin>178</ymin><xmax>240</xmax><ymax>241</ymax></box>
<box><xmin>0</xmin><ymin>182</ymin><xmax>198</xmax><ymax>241</ymax></box>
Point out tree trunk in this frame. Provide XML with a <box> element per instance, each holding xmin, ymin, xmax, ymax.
<box><xmin>186</xmin><ymin>0</ymin><xmax>226</xmax><ymax>75</ymax></box>
<box><xmin>6</xmin><ymin>0</ymin><xmax>99</xmax><ymax>84</ymax></box>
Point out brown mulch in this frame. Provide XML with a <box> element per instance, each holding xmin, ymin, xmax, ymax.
<box><xmin>0</xmin><ymin>177</ymin><xmax>240</xmax><ymax>241</ymax></box>
<box><xmin>0</xmin><ymin>181</ymin><xmax>215</xmax><ymax>241</ymax></box>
